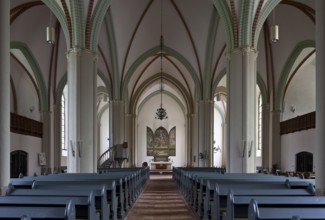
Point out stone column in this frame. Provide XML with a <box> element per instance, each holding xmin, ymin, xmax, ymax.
<box><xmin>185</xmin><ymin>114</ymin><xmax>191</xmax><ymax>167</ymax></box>
<box><xmin>261</xmin><ymin>104</ymin><xmax>271</xmax><ymax>171</ymax></box>
<box><xmin>198</xmin><ymin>100</ymin><xmax>214</xmax><ymax>167</ymax></box>
<box><xmin>130</xmin><ymin>114</ymin><xmax>137</xmax><ymax>167</ymax></box>
<box><xmin>109</xmin><ymin>100</ymin><xmax>125</xmax><ymax>146</ymax></box>
<box><xmin>52</xmin><ymin>104</ymin><xmax>61</xmax><ymax>173</ymax></box>
<box><xmin>124</xmin><ymin>114</ymin><xmax>132</xmax><ymax>168</ymax></box>
<box><xmin>221</xmin><ymin>123</ymin><xmax>227</xmax><ymax>168</ymax></box>
<box><xmin>41</xmin><ymin>111</ymin><xmax>51</xmax><ymax>174</ymax></box>
<box><xmin>0</xmin><ymin>0</ymin><xmax>10</xmax><ymax>195</ymax></box>
<box><xmin>109</xmin><ymin>100</ymin><xmax>125</xmax><ymax>168</ymax></box>
<box><xmin>269</xmin><ymin>110</ymin><xmax>281</xmax><ymax>172</ymax></box>
<box><xmin>315</xmin><ymin>0</ymin><xmax>325</xmax><ymax>195</ymax></box>
<box><xmin>67</xmin><ymin>48</ymin><xmax>97</xmax><ymax>173</ymax></box>
<box><xmin>191</xmin><ymin>113</ymin><xmax>198</xmax><ymax>167</ymax></box>
<box><xmin>226</xmin><ymin>48</ymin><xmax>257</xmax><ymax>173</ymax></box>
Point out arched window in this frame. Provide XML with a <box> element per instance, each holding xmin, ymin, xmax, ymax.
<box><xmin>61</xmin><ymin>92</ymin><xmax>67</xmax><ymax>156</ymax></box>
<box><xmin>257</xmin><ymin>93</ymin><xmax>262</xmax><ymax>152</ymax></box>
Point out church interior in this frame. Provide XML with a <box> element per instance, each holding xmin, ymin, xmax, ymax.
<box><xmin>1</xmin><ymin>0</ymin><xmax>325</xmax><ymax>219</ymax></box>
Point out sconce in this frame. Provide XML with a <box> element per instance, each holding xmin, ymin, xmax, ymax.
<box><xmin>29</xmin><ymin>106</ymin><xmax>34</xmax><ymax>113</ymax></box>
<box><xmin>270</xmin><ymin>8</ymin><xmax>279</xmax><ymax>43</ymax></box>
<box><xmin>270</xmin><ymin>25</ymin><xmax>279</xmax><ymax>43</ymax></box>
<box><xmin>213</xmin><ymin>145</ymin><xmax>222</xmax><ymax>153</ymax></box>
<box><xmin>290</xmin><ymin>106</ymin><xmax>295</xmax><ymax>113</ymax></box>
<box><xmin>46</xmin><ymin>10</ymin><xmax>55</xmax><ymax>44</ymax></box>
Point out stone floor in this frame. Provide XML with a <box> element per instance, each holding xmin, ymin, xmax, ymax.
<box><xmin>124</xmin><ymin>173</ymin><xmax>198</xmax><ymax>220</ymax></box>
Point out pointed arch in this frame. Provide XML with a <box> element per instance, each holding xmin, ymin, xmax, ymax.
<box><xmin>41</xmin><ymin>0</ymin><xmax>71</xmax><ymax>49</ymax></box>
<box><xmin>90</xmin><ymin>0</ymin><xmax>112</xmax><ymax>51</ymax></box>
<box><xmin>122</xmin><ymin>46</ymin><xmax>201</xmax><ymax>106</ymax></box>
<box><xmin>275</xmin><ymin>40</ymin><xmax>315</xmax><ymax>110</ymax></box>
<box><xmin>10</xmin><ymin>42</ymin><xmax>48</xmax><ymax>112</ymax></box>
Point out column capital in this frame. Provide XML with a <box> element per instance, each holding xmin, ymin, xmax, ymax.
<box><xmin>226</xmin><ymin>47</ymin><xmax>258</xmax><ymax>60</ymax></box>
<box><xmin>66</xmin><ymin>47</ymin><xmax>98</xmax><ymax>61</ymax></box>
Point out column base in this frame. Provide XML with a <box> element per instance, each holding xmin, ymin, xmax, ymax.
<box><xmin>0</xmin><ymin>186</ymin><xmax>8</xmax><ymax>196</ymax></box>
<box><xmin>316</xmin><ymin>188</ymin><xmax>325</xmax><ymax>196</ymax></box>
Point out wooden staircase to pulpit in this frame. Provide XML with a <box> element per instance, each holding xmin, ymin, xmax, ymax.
<box><xmin>97</xmin><ymin>143</ymin><xmax>129</xmax><ymax>169</ymax></box>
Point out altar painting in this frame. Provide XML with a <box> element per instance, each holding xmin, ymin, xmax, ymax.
<box><xmin>147</xmin><ymin>126</ymin><xmax>176</xmax><ymax>157</ymax></box>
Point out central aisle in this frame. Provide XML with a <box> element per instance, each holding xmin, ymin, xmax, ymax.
<box><xmin>124</xmin><ymin>173</ymin><xmax>197</xmax><ymax>220</ymax></box>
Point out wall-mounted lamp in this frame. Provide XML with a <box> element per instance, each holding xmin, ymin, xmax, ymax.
<box><xmin>46</xmin><ymin>11</ymin><xmax>55</xmax><ymax>44</ymax></box>
<box><xmin>290</xmin><ymin>106</ymin><xmax>295</xmax><ymax>113</ymax></box>
<box><xmin>213</xmin><ymin>145</ymin><xmax>222</xmax><ymax>153</ymax></box>
<box><xmin>270</xmin><ymin>9</ymin><xmax>279</xmax><ymax>43</ymax></box>
<box><xmin>29</xmin><ymin>106</ymin><xmax>34</xmax><ymax>113</ymax></box>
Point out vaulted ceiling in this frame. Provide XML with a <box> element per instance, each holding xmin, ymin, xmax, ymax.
<box><xmin>9</xmin><ymin>0</ymin><xmax>316</xmax><ymax>119</ymax></box>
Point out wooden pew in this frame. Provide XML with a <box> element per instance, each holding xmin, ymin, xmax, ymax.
<box><xmin>248</xmin><ymin>199</ymin><xmax>325</xmax><ymax>220</ymax></box>
<box><xmin>176</xmin><ymin>169</ymin><xmax>314</xmax><ymax>219</ymax></box>
<box><xmin>203</xmin><ymin>179</ymin><xmax>315</xmax><ymax>220</ymax></box>
<box><xmin>10</xmin><ymin>174</ymin><xmax>123</xmax><ymax>219</ymax></box>
<box><xmin>0</xmin><ymin>194</ymin><xmax>98</xmax><ymax>220</ymax></box>
<box><xmin>6</xmin><ymin>183</ymin><xmax>112</xmax><ymax>220</ymax></box>
<box><xmin>0</xmin><ymin>199</ymin><xmax>75</xmax><ymax>219</ymax></box>
<box><xmin>12</xmin><ymin>169</ymin><xmax>147</xmax><ymax>214</ymax></box>
<box><xmin>226</xmin><ymin>193</ymin><xmax>325</xmax><ymax>220</ymax></box>
<box><xmin>210</xmin><ymin>184</ymin><xmax>315</xmax><ymax>220</ymax></box>
<box><xmin>173</xmin><ymin>167</ymin><xmax>317</xmax><ymax>220</ymax></box>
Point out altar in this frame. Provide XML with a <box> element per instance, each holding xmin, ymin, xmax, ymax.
<box><xmin>150</xmin><ymin>161</ymin><xmax>172</xmax><ymax>173</ymax></box>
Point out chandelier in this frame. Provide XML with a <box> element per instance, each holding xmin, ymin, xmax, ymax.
<box><xmin>155</xmin><ymin>0</ymin><xmax>168</xmax><ymax>120</ymax></box>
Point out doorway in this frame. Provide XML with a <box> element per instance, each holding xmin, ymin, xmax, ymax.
<box><xmin>296</xmin><ymin>151</ymin><xmax>313</xmax><ymax>172</ymax></box>
<box><xmin>10</xmin><ymin>150</ymin><xmax>28</xmax><ymax>178</ymax></box>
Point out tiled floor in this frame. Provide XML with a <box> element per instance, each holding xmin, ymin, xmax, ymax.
<box><xmin>124</xmin><ymin>174</ymin><xmax>198</xmax><ymax>220</ymax></box>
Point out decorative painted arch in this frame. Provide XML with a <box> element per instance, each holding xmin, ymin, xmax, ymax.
<box><xmin>253</xmin><ymin>0</ymin><xmax>281</xmax><ymax>49</ymax></box>
<box><xmin>10</xmin><ymin>42</ymin><xmax>48</xmax><ymax>112</ymax></box>
<box><xmin>257</xmin><ymin>73</ymin><xmax>268</xmax><ymax>106</ymax></box>
<box><xmin>104</xmin><ymin>11</ymin><xmax>119</xmax><ymax>100</ymax></box>
<box><xmin>90</xmin><ymin>0</ymin><xmax>113</xmax><ymax>51</ymax></box>
<box><xmin>69</xmin><ymin>0</ymin><xmax>84</xmax><ymax>47</ymax></box>
<box><xmin>55</xmin><ymin>69</ymin><xmax>111</xmax><ymax>105</ymax></box>
<box><xmin>137</xmin><ymin>90</ymin><xmax>186</xmax><ymax>122</ymax></box>
<box><xmin>214</xmin><ymin>102</ymin><xmax>226</xmax><ymax>124</ymax></box>
<box><xmin>122</xmin><ymin>46</ymin><xmax>201</xmax><ymax>104</ymax></box>
<box><xmin>97</xmin><ymin>103</ymin><xmax>109</xmax><ymax>123</ymax></box>
<box><xmin>129</xmin><ymin>72</ymin><xmax>193</xmax><ymax>121</ymax></box>
<box><xmin>212</xmin><ymin>0</ymin><xmax>234</xmax><ymax>51</ymax></box>
<box><xmin>238</xmin><ymin>0</ymin><xmax>255</xmax><ymax>47</ymax></box>
<box><xmin>275</xmin><ymin>40</ymin><xmax>315</xmax><ymax>111</ymax></box>
<box><xmin>203</xmin><ymin>8</ymin><xmax>220</xmax><ymax>100</ymax></box>
<box><xmin>211</xmin><ymin>68</ymin><xmax>227</xmax><ymax>100</ymax></box>
<box><xmin>41</xmin><ymin>0</ymin><xmax>70</xmax><ymax>49</ymax></box>
<box><xmin>212</xmin><ymin>67</ymin><xmax>268</xmax><ymax>106</ymax></box>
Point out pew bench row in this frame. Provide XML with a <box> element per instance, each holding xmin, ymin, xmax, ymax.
<box><xmin>173</xmin><ymin>167</ymin><xmax>318</xmax><ymax>220</ymax></box>
<box><xmin>0</xmin><ymin>167</ymin><xmax>149</xmax><ymax>220</ymax></box>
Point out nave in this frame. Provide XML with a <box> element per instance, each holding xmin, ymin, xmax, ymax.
<box><xmin>125</xmin><ymin>173</ymin><xmax>197</xmax><ymax>220</ymax></box>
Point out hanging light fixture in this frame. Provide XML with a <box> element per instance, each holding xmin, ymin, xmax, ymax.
<box><xmin>46</xmin><ymin>10</ymin><xmax>55</xmax><ymax>44</ymax></box>
<box><xmin>270</xmin><ymin>8</ymin><xmax>279</xmax><ymax>43</ymax></box>
<box><xmin>155</xmin><ymin>0</ymin><xmax>168</xmax><ymax>120</ymax></box>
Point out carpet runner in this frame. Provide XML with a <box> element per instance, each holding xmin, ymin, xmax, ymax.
<box><xmin>124</xmin><ymin>174</ymin><xmax>197</xmax><ymax>220</ymax></box>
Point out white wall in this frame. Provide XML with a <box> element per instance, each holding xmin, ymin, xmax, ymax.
<box><xmin>281</xmin><ymin>129</ymin><xmax>315</xmax><ymax>172</ymax></box>
<box><xmin>11</xmin><ymin>133</ymin><xmax>42</xmax><ymax>176</ymax></box>
<box><xmin>213</xmin><ymin>106</ymin><xmax>223</xmax><ymax>167</ymax></box>
<box><xmin>137</xmin><ymin>94</ymin><xmax>186</xmax><ymax>167</ymax></box>
<box><xmin>99</xmin><ymin>108</ymin><xmax>110</xmax><ymax>156</ymax></box>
